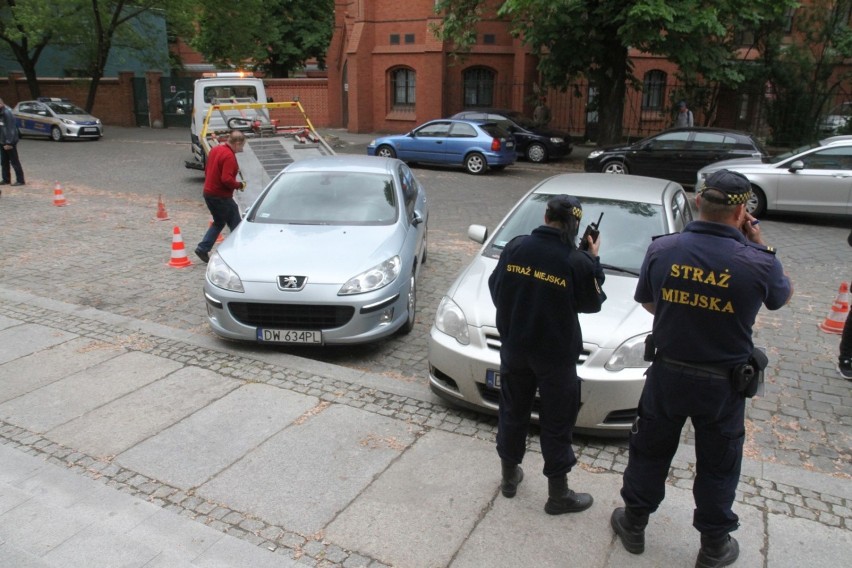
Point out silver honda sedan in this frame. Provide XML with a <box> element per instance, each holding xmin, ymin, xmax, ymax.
<box><xmin>204</xmin><ymin>156</ymin><xmax>428</xmax><ymax>345</ymax></box>
<box><xmin>428</xmin><ymin>174</ymin><xmax>694</xmax><ymax>435</ymax></box>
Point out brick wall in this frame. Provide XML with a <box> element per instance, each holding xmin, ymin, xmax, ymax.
<box><xmin>264</xmin><ymin>78</ymin><xmax>329</xmax><ymax>127</ymax></box>
<box><xmin>0</xmin><ymin>72</ymin><xmax>136</xmax><ymax>127</ymax></box>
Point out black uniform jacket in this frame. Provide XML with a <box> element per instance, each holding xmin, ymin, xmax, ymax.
<box><xmin>489</xmin><ymin>225</ymin><xmax>606</xmax><ymax>366</ymax></box>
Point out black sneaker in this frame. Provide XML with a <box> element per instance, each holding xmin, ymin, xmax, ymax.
<box><xmin>839</xmin><ymin>357</ymin><xmax>852</xmax><ymax>380</ymax></box>
<box><xmin>12</xmin><ymin>181</ymin><xmax>24</xmax><ymax>186</ymax></box>
<box><xmin>0</xmin><ymin>180</ymin><xmax>9</xmax><ymax>185</ymax></box>
<box><xmin>195</xmin><ymin>249</ymin><xmax>210</xmax><ymax>263</ymax></box>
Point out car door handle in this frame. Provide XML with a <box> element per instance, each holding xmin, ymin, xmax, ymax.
<box><xmin>435</xmin><ymin>141</ymin><xmax>443</xmax><ymax>144</ymax></box>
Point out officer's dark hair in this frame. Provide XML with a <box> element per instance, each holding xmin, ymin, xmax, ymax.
<box><xmin>545</xmin><ymin>196</ymin><xmax>582</xmax><ymax>246</ymax></box>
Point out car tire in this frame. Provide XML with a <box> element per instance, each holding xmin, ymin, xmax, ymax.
<box><xmin>376</xmin><ymin>145</ymin><xmax>396</xmax><ymax>159</ymax></box>
<box><xmin>398</xmin><ymin>272</ymin><xmax>417</xmax><ymax>335</ymax></box>
<box><xmin>747</xmin><ymin>185</ymin><xmax>767</xmax><ymax>217</ymax></box>
<box><xmin>526</xmin><ymin>142</ymin><xmax>547</xmax><ymax>163</ymax></box>
<box><xmin>50</xmin><ymin>126</ymin><xmax>63</xmax><ymax>142</ymax></box>
<box><xmin>464</xmin><ymin>152</ymin><xmax>487</xmax><ymax>175</ymax></box>
<box><xmin>602</xmin><ymin>161</ymin><xmax>628</xmax><ymax>174</ymax></box>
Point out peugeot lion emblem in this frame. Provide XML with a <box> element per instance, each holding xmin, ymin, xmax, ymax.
<box><xmin>278</xmin><ymin>275</ymin><xmax>306</xmax><ymax>291</ymax></box>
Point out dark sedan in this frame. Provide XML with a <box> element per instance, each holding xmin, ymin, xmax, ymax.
<box><xmin>451</xmin><ymin>109</ymin><xmax>572</xmax><ymax>163</ymax></box>
<box><xmin>584</xmin><ymin>127</ymin><xmax>768</xmax><ymax>186</ymax></box>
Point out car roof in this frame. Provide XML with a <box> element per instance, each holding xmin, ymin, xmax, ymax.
<box><xmin>531</xmin><ymin>173</ymin><xmax>680</xmax><ymax>205</ymax></box>
<box><xmin>282</xmin><ymin>155</ymin><xmax>401</xmax><ymax>175</ymax></box>
<box><xmin>658</xmin><ymin>126</ymin><xmax>756</xmax><ymax>137</ymax></box>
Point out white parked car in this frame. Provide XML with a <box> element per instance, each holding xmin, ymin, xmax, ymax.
<box><xmin>428</xmin><ymin>173</ymin><xmax>695</xmax><ymax>435</ymax></box>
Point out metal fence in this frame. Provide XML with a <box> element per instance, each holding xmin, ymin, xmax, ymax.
<box><xmin>444</xmin><ymin>78</ymin><xmax>852</xmax><ymax>145</ymax></box>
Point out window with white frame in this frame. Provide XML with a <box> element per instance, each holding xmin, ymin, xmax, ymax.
<box><xmin>391</xmin><ymin>68</ymin><xmax>416</xmax><ymax>109</ymax></box>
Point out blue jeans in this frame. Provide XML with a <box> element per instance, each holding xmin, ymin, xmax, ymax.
<box><xmin>197</xmin><ymin>196</ymin><xmax>241</xmax><ymax>253</ymax></box>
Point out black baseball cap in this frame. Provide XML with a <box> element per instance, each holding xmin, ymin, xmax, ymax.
<box><xmin>700</xmin><ymin>169</ymin><xmax>752</xmax><ymax>205</ymax></box>
<box><xmin>546</xmin><ymin>194</ymin><xmax>583</xmax><ymax>222</ymax></box>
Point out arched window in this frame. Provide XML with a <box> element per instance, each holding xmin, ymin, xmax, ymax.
<box><xmin>391</xmin><ymin>68</ymin><xmax>416</xmax><ymax>109</ymax></box>
<box><xmin>642</xmin><ymin>70</ymin><xmax>667</xmax><ymax>111</ymax></box>
<box><xmin>463</xmin><ymin>67</ymin><xmax>495</xmax><ymax>108</ymax></box>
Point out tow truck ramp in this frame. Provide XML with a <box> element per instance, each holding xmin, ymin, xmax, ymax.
<box><xmin>185</xmin><ymin>100</ymin><xmax>335</xmax><ymax>211</ymax></box>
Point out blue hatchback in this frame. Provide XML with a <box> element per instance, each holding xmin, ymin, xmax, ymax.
<box><xmin>367</xmin><ymin>119</ymin><xmax>517</xmax><ymax>175</ymax></box>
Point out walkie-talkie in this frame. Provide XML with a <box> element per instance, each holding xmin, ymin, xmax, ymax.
<box><xmin>579</xmin><ymin>212</ymin><xmax>603</xmax><ymax>251</ymax></box>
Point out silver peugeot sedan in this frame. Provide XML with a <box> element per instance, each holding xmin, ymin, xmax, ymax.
<box><xmin>204</xmin><ymin>155</ymin><xmax>428</xmax><ymax>345</ymax></box>
<box><xmin>428</xmin><ymin>174</ymin><xmax>694</xmax><ymax>435</ymax></box>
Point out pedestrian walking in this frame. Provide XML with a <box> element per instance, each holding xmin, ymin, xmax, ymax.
<box><xmin>0</xmin><ymin>97</ymin><xmax>25</xmax><ymax>191</ymax></box>
<box><xmin>488</xmin><ymin>194</ymin><xmax>606</xmax><ymax>514</ymax></box>
<box><xmin>195</xmin><ymin>130</ymin><xmax>246</xmax><ymax>263</ymax></box>
<box><xmin>674</xmin><ymin>100</ymin><xmax>694</xmax><ymax>128</ymax></box>
<box><xmin>610</xmin><ymin>169</ymin><xmax>793</xmax><ymax>568</ymax></box>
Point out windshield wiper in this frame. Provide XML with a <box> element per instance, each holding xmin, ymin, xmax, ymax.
<box><xmin>601</xmin><ymin>263</ymin><xmax>640</xmax><ymax>276</ymax></box>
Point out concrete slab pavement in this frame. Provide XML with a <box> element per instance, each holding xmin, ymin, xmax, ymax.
<box><xmin>1</xmin><ymin>287</ymin><xmax>850</xmax><ymax>567</ymax></box>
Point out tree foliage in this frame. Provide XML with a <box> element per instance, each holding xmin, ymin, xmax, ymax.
<box><xmin>434</xmin><ymin>0</ymin><xmax>797</xmax><ymax>144</ymax></box>
<box><xmin>760</xmin><ymin>0</ymin><xmax>852</xmax><ymax>145</ymax></box>
<box><xmin>0</xmin><ymin>0</ymin><xmax>83</xmax><ymax>98</ymax></box>
<box><xmin>192</xmin><ymin>0</ymin><xmax>334</xmax><ymax>77</ymax></box>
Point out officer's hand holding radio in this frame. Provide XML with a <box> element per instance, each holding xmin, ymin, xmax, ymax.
<box><xmin>579</xmin><ymin>212</ymin><xmax>603</xmax><ymax>256</ymax></box>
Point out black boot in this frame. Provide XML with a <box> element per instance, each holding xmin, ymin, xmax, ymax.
<box><xmin>695</xmin><ymin>534</ymin><xmax>739</xmax><ymax>568</ymax></box>
<box><xmin>500</xmin><ymin>460</ymin><xmax>524</xmax><ymax>498</ymax></box>
<box><xmin>544</xmin><ymin>474</ymin><xmax>593</xmax><ymax>514</ymax></box>
<box><xmin>610</xmin><ymin>507</ymin><xmax>648</xmax><ymax>554</ymax></box>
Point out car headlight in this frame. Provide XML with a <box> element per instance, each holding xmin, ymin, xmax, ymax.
<box><xmin>550</xmin><ymin>137</ymin><xmax>564</xmax><ymax>144</ymax></box>
<box><xmin>434</xmin><ymin>296</ymin><xmax>470</xmax><ymax>345</ymax></box>
<box><xmin>339</xmin><ymin>256</ymin><xmax>400</xmax><ymax>295</ymax></box>
<box><xmin>588</xmin><ymin>149</ymin><xmax>604</xmax><ymax>159</ymax></box>
<box><xmin>61</xmin><ymin>118</ymin><xmax>77</xmax><ymax>125</ymax></box>
<box><xmin>96</xmin><ymin>119</ymin><xmax>102</xmax><ymax>125</ymax></box>
<box><xmin>368</xmin><ymin>139</ymin><xmax>377</xmax><ymax>147</ymax></box>
<box><xmin>605</xmin><ymin>333</ymin><xmax>651</xmax><ymax>371</ymax></box>
<box><xmin>206</xmin><ymin>253</ymin><xmax>244</xmax><ymax>292</ymax></box>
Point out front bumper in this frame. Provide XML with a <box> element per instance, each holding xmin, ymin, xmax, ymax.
<box><xmin>427</xmin><ymin>324</ymin><xmax>645</xmax><ymax>434</ymax></box>
<box><xmin>204</xmin><ymin>278</ymin><xmax>412</xmax><ymax>345</ymax></box>
<box><xmin>62</xmin><ymin>123</ymin><xmax>102</xmax><ymax>139</ymax></box>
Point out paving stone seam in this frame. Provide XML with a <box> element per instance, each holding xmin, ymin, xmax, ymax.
<box><xmin>0</xmin><ymin>301</ymin><xmax>849</xmax><ymax>568</ymax></box>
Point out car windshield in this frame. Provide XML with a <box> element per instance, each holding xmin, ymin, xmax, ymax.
<box><xmin>769</xmin><ymin>142</ymin><xmax>821</xmax><ymax>163</ymax></box>
<box><xmin>248</xmin><ymin>171</ymin><xmax>398</xmax><ymax>226</ymax></box>
<box><xmin>46</xmin><ymin>102</ymin><xmax>88</xmax><ymax>115</ymax></box>
<box><xmin>484</xmin><ymin>193</ymin><xmax>666</xmax><ymax>273</ymax></box>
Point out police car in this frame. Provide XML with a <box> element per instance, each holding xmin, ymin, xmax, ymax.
<box><xmin>13</xmin><ymin>98</ymin><xmax>103</xmax><ymax>141</ymax></box>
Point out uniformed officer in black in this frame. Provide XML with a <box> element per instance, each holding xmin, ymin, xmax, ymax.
<box><xmin>488</xmin><ymin>194</ymin><xmax>606</xmax><ymax>515</ymax></box>
<box><xmin>611</xmin><ymin>170</ymin><xmax>793</xmax><ymax>568</ymax></box>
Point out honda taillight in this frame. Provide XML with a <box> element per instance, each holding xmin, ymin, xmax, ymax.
<box><xmin>491</xmin><ymin>138</ymin><xmax>501</xmax><ymax>151</ymax></box>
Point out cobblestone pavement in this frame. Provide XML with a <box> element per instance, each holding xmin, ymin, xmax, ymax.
<box><xmin>0</xmin><ymin>126</ymin><xmax>849</xmax><ymax>484</ymax></box>
<box><xmin>0</xmin><ymin>293</ymin><xmax>849</xmax><ymax>568</ymax></box>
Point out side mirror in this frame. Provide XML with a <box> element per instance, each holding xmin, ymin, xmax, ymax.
<box><xmin>468</xmin><ymin>224</ymin><xmax>488</xmax><ymax>244</ymax></box>
<box><xmin>788</xmin><ymin>160</ymin><xmax>804</xmax><ymax>172</ymax></box>
<box><xmin>412</xmin><ymin>211</ymin><xmax>424</xmax><ymax>226</ymax></box>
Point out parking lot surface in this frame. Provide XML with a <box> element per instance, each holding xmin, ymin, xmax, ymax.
<box><xmin>0</xmin><ymin>127</ymin><xmax>849</xmax><ymax>566</ymax></box>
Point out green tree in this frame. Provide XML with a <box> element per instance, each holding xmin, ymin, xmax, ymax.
<box><xmin>434</xmin><ymin>0</ymin><xmax>796</xmax><ymax>144</ymax></box>
<box><xmin>760</xmin><ymin>0</ymin><xmax>852</xmax><ymax>145</ymax></box>
<box><xmin>72</xmin><ymin>0</ymin><xmax>196</xmax><ymax>111</ymax></box>
<box><xmin>192</xmin><ymin>0</ymin><xmax>333</xmax><ymax>77</ymax></box>
<box><xmin>0</xmin><ymin>0</ymin><xmax>83</xmax><ymax>98</ymax></box>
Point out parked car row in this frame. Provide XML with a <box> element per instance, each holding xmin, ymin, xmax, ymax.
<box><xmin>367</xmin><ymin>109</ymin><xmax>573</xmax><ymax>175</ymax></box>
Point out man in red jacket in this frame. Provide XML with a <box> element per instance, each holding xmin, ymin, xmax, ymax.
<box><xmin>195</xmin><ymin>130</ymin><xmax>247</xmax><ymax>263</ymax></box>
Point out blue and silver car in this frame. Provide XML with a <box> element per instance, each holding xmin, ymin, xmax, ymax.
<box><xmin>13</xmin><ymin>98</ymin><xmax>103</xmax><ymax>141</ymax></box>
<box><xmin>367</xmin><ymin>119</ymin><xmax>516</xmax><ymax>175</ymax></box>
<box><xmin>204</xmin><ymin>155</ymin><xmax>429</xmax><ymax>345</ymax></box>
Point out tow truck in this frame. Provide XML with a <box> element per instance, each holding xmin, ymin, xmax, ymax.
<box><xmin>184</xmin><ymin>73</ymin><xmax>335</xmax><ymax>211</ymax></box>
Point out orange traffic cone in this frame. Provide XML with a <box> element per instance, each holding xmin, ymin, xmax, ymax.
<box><xmin>819</xmin><ymin>282</ymin><xmax>850</xmax><ymax>334</ymax></box>
<box><xmin>53</xmin><ymin>181</ymin><xmax>67</xmax><ymax>207</ymax></box>
<box><xmin>210</xmin><ymin>220</ymin><xmax>225</xmax><ymax>243</ymax></box>
<box><xmin>167</xmin><ymin>226</ymin><xmax>193</xmax><ymax>268</ymax></box>
<box><xmin>155</xmin><ymin>194</ymin><xmax>170</xmax><ymax>220</ymax></box>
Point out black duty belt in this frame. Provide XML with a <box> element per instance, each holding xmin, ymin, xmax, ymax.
<box><xmin>657</xmin><ymin>355</ymin><xmax>731</xmax><ymax>380</ymax></box>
